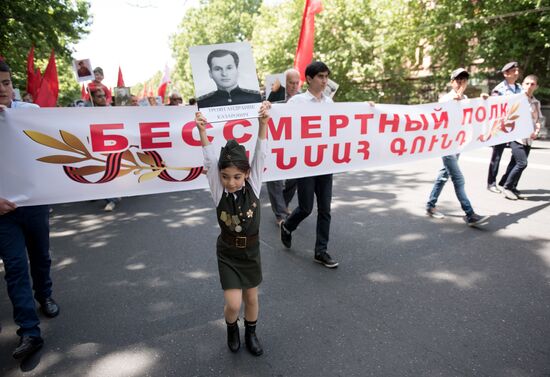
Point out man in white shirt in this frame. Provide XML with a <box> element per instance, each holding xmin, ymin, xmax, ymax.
<box><xmin>280</xmin><ymin>61</ymin><xmax>338</xmax><ymax>268</ymax></box>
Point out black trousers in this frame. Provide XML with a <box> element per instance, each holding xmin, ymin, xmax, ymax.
<box><xmin>284</xmin><ymin>174</ymin><xmax>332</xmax><ymax>254</ymax></box>
<box><xmin>487</xmin><ymin>143</ymin><xmax>507</xmax><ymax>186</ymax></box>
<box><xmin>499</xmin><ymin>141</ymin><xmax>531</xmax><ymax>190</ymax></box>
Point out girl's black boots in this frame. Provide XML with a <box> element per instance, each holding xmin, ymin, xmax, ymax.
<box><xmin>226</xmin><ymin>319</ymin><xmax>240</xmax><ymax>352</ymax></box>
<box><xmin>244</xmin><ymin>319</ymin><xmax>263</xmax><ymax>356</ymax></box>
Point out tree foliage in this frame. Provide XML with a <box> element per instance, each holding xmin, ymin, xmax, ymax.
<box><xmin>412</xmin><ymin>0</ymin><xmax>550</xmax><ymax>102</ymax></box>
<box><xmin>155</xmin><ymin>0</ymin><xmax>550</xmax><ymax>104</ymax></box>
<box><xmin>314</xmin><ymin>0</ymin><xmax>420</xmax><ymax>102</ymax></box>
<box><xmin>251</xmin><ymin>0</ymin><xmax>305</xmax><ymax>83</ymax></box>
<box><xmin>0</xmin><ymin>0</ymin><xmax>91</xmax><ymax>105</ymax></box>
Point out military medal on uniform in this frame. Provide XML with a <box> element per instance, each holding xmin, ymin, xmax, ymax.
<box><xmin>219</xmin><ymin>194</ymin><xmax>256</xmax><ymax>233</ymax></box>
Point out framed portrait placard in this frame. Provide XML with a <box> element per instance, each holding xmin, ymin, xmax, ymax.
<box><xmin>265</xmin><ymin>73</ymin><xmax>286</xmax><ymax>103</ymax></box>
<box><xmin>189</xmin><ymin>41</ymin><xmax>262</xmax><ymax>123</ymax></box>
<box><xmin>114</xmin><ymin>87</ymin><xmax>131</xmax><ymax>107</ymax></box>
<box><xmin>73</xmin><ymin>59</ymin><xmax>94</xmax><ymax>82</ymax></box>
<box><xmin>324</xmin><ymin>78</ymin><xmax>339</xmax><ymax>99</ymax></box>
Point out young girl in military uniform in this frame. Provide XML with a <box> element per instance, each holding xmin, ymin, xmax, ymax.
<box><xmin>195</xmin><ymin>101</ymin><xmax>270</xmax><ymax>356</ymax></box>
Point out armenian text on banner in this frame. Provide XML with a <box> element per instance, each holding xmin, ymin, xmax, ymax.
<box><xmin>0</xmin><ymin>94</ymin><xmax>532</xmax><ymax>206</ymax></box>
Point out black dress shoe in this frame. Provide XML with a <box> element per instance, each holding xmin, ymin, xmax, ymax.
<box><xmin>39</xmin><ymin>297</ymin><xmax>60</xmax><ymax>318</ymax></box>
<box><xmin>280</xmin><ymin>221</ymin><xmax>292</xmax><ymax>248</ymax></box>
<box><xmin>13</xmin><ymin>335</ymin><xmax>44</xmax><ymax>359</ymax></box>
<box><xmin>226</xmin><ymin>320</ymin><xmax>240</xmax><ymax>352</ymax></box>
<box><xmin>244</xmin><ymin>320</ymin><xmax>263</xmax><ymax>356</ymax></box>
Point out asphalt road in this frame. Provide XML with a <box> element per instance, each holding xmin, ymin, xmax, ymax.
<box><xmin>1</xmin><ymin>141</ymin><xmax>550</xmax><ymax>377</ymax></box>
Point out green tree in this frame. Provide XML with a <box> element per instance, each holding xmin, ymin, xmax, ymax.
<box><xmin>253</xmin><ymin>0</ymin><xmax>421</xmax><ymax>103</ymax></box>
<box><xmin>0</xmin><ymin>0</ymin><xmax>91</xmax><ymax>104</ymax></box>
<box><xmin>315</xmin><ymin>0</ymin><xmax>420</xmax><ymax>102</ymax></box>
<box><xmin>172</xmin><ymin>0</ymin><xmax>550</xmax><ymax>104</ymax></box>
<box><xmin>413</xmin><ymin>0</ymin><xmax>550</xmax><ymax>102</ymax></box>
<box><xmin>251</xmin><ymin>0</ymin><xmax>304</xmax><ymax>84</ymax></box>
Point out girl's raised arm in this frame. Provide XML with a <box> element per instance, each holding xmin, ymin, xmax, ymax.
<box><xmin>195</xmin><ymin>111</ymin><xmax>210</xmax><ymax>147</ymax></box>
<box><xmin>257</xmin><ymin>101</ymin><xmax>271</xmax><ymax>141</ymax></box>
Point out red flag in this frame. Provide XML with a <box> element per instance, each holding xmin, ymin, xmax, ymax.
<box><xmin>148</xmin><ymin>82</ymin><xmax>154</xmax><ymax>97</ymax></box>
<box><xmin>26</xmin><ymin>47</ymin><xmax>38</xmax><ymax>98</ymax></box>
<box><xmin>81</xmin><ymin>84</ymin><xmax>90</xmax><ymax>101</ymax></box>
<box><xmin>26</xmin><ymin>47</ymin><xmax>43</xmax><ymax>100</ymax></box>
<box><xmin>293</xmin><ymin>0</ymin><xmax>323</xmax><ymax>83</ymax></box>
<box><xmin>117</xmin><ymin>66</ymin><xmax>125</xmax><ymax>87</ymax></box>
<box><xmin>34</xmin><ymin>68</ymin><xmax>42</xmax><ymax>97</ymax></box>
<box><xmin>157</xmin><ymin>64</ymin><xmax>170</xmax><ymax>102</ymax></box>
<box><xmin>34</xmin><ymin>50</ymin><xmax>59</xmax><ymax>107</ymax></box>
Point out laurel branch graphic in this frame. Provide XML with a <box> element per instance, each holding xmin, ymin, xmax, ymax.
<box><xmin>24</xmin><ymin>130</ymin><xmax>200</xmax><ymax>183</ymax></box>
<box><xmin>478</xmin><ymin>102</ymin><xmax>520</xmax><ymax>142</ymax></box>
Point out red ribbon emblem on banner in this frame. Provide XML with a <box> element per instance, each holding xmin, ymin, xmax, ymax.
<box><xmin>24</xmin><ymin>130</ymin><xmax>203</xmax><ymax>184</ymax></box>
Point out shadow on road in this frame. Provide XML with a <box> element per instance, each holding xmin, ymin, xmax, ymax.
<box><xmin>1</xmin><ymin>168</ymin><xmax>549</xmax><ymax>376</ymax></box>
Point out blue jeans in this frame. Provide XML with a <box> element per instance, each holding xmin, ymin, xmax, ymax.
<box><xmin>427</xmin><ymin>155</ymin><xmax>473</xmax><ymax>216</ymax></box>
<box><xmin>285</xmin><ymin>174</ymin><xmax>332</xmax><ymax>254</ymax></box>
<box><xmin>0</xmin><ymin>205</ymin><xmax>52</xmax><ymax>337</ymax></box>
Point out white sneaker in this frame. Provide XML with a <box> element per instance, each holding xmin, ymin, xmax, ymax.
<box><xmin>104</xmin><ymin>201</ymin><xmax>116</xmax><ymax>212</ymax></box>
<box><xmin>487</xmin><ymin>184</ymin><xmax>502</xmax><ymax>194</ymax></box>
<box><xmin>503</xmin><ymin>189</ymin><xmax>518</xmax><ymax>200</ymax></box>
<box><xmin>426</xmin><ymin>207</ymin><xmax>445</xmax><ymax>219</ymax></box>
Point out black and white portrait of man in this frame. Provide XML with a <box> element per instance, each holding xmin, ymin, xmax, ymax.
<box><xmin>190</xmin><ymin>42</ymin><xmax>261</xmax><ymax>109</ymax></box>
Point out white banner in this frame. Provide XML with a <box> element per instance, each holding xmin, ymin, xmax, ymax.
<box><xmin>0</xmin><ymin>94</ymin><xmax>532</xmax><ymax>206</ymax></box>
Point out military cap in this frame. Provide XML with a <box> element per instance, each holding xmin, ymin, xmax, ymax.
<box><xmin>501</xmin><ymin>62</ymin><xmax>518</xmax><ymax>73</ymax></box>
<box><xmin>220</xmin><ymin>139</ymin><xmax>248</xmax><ymax>164</ymax></box>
